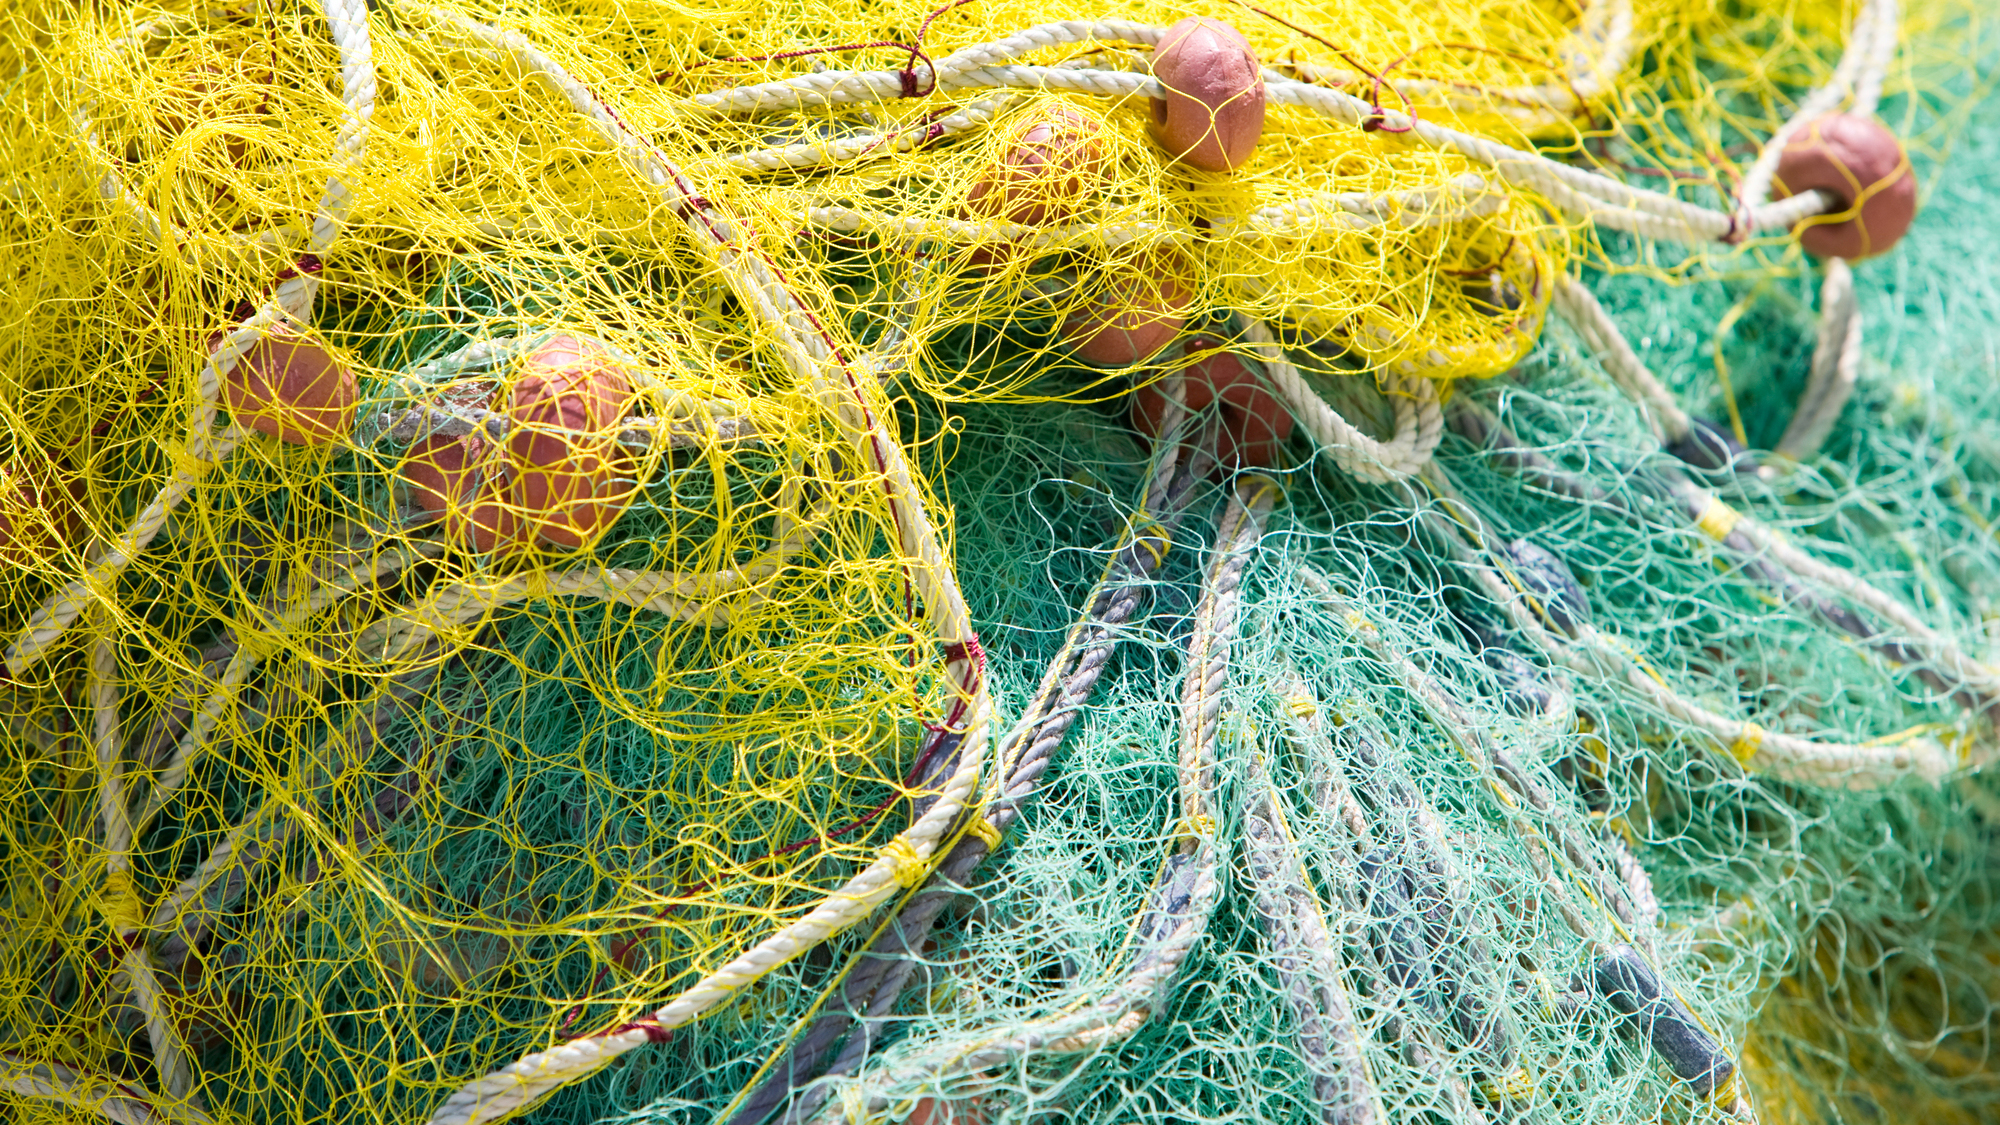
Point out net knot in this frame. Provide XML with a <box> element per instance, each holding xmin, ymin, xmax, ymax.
<box><xmin>101</xmin><ymin>867</ymin><xmax>143</xmax><ymax>937</ymax></box>
<box><xmin>1127</xmin><ymin>514</ymin><xmax>1172</xmax><ymax>569</ymax></box>
<box><xmin>1694</xmin><ymin>492</ymin><xmax>1742</xmax><ymax>542</ymax></box>
<box><xmin>272</xmin><ymin>253</ymin><xmax>324</xmax><ymax>284</ymax></box>
<box><xmin>606</xmin><ymin>1018</ymin><xmax>673</xmax><ymax>1045</ymax></box>
<box><xmin>1729</xmin><ymin>722</ymin><xmax>1764</xmax><ymax>763</ymax></box>
<box><xmin>965</xmin><ymin>815</ymin><xmax>1003</xmax><ymax>852</ymax></box>
<box><xmin>1720</xmin><ymin>206</ymin><xmax>1754</xmax><ymax>246</ymax></box>
<box><xmin>882</xmin><ymin>837</ymin><xmax>932</xmax><ymax>889</ymax></box>
<box><xmin>942</xmin><ymin>633</ymin><xmax>986</xmax><ymax>674</ymax></box>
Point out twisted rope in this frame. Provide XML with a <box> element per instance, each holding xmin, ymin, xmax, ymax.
<box><xmin>1242</xmin><ymin>748</ymin><xmax>1380</xmax><ymax>1125</ymax></box>
<box><xmin>1775</xmin><ymin>258</ymin><xmax>1862</xmax><ymax>460</ymax></box>
<box><xmin>11</xmin><ymin>0</ymin><xmax>379</xmax><ymax>674</ymax></box>
<box><xmin>1412</xmin><ymin>480</ymin><xmax>1959</xmax><ymax>788</ymax></box>
<box><xmin>1738</xmin><ymin>0</ymin><xmax>1897</xmax><ymax>214</ymax></box>
<box><xmin>728</xmin><ymin>384</ymin><xmax>1201</xmax><ymax>1125</ymax></box>
<box><xmin>413</xmin><ymin>14</ymin><xmax>996</xmax><ymax>1121</ymax></box>
<box><xmin>0</xmin><ymin>1053</ymin><xmax>214</xmax><ymax>1125</ymax></box>
<box><xmin>793</xmin><ymin>477</ymin><xmax>1275</xmax><ymax>1121</ymax></box>
<box><xmin>1240</xmin><ymin>315</ymin><xmax>1443</xmax><ymax>483</ymax></box>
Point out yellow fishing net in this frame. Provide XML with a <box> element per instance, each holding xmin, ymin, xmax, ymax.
<box><xmin>0</xmin><ymin>0</ymin><xmax>1990</xmax><ymax>1124</ymax></box>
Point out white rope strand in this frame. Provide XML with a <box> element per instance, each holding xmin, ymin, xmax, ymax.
<box><xmin>11</xmin><ymin>0</ymin><xmax>378</xmax><ymax>674</ymax></box>
<box><xmin>1240</xmin><ymin>315</ymin><xmax>1443</xmax><ymax>483</ymax></box>
<box><xmin>1739</xmin><ymin>0</ymin><xmax>1897</xmax><ymax>213</ymax></box>
<box><xmin>1775</xmin><ymin>258</ymin><xmax>1862</xmax><ymax>460</ymax></box>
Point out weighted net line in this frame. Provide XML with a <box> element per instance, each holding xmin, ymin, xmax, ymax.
<box><xmin>792</xmin><ymin>475</ymin><xmax>1276</xmax><ymax>1124</ymax></box>
<box><xmin>724</xmin><ymin>380</ymin><xmax>1204</xmax><ymax>1125</ymax></box>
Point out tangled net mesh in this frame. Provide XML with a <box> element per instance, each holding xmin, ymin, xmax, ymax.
<box><xmin>0</xmin><ymin>0</ymin><xmax>1995</xmax><ymax>1123</ymax></box>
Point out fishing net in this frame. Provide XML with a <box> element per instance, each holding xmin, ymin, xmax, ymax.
<box><xmin>0</xmin><ymin>0</ymin><xmax>1994</xmax><ymax>1124</ymax></box>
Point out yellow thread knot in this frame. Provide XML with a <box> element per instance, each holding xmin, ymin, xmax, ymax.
<box><xmin>1695</xmin><ymin>494</ymin><xmax>1742</xmax><ymax>542</ymax></box>
<box><xmin>1286</xmin><ymin>694</ymin><xmax>1316</xmax><ymax>718</ymax></box>
<box><xmin>966</xmin><ymin>816</ymin><xmax>1004</xmax><ymax>852</ymax></box>
<box><xmin>1127</xmin><ymin>515</ymin><xmax>1171</xmax><ymax>569</ymax></box>
<box><xmin>102</xmin><ymin>868</ymin><xmax>143</xmax><ymax>937</ymax></box>
<box><xmin>1730</xmin><ymin>722</ymin><xmax>1763</xmax><ymax>764</ymax></box>
<box><xmin>1182</xmin><ymin>813</ymin><xmax>1217</xmax><ymax>841</ymax></box>
<box><xmin>1478</xmin><ymin>1068</ymin><xmax>1535</xmax><ymax>1102</ymax></box>
<box><xmin>882</xmin><ymin>838</ymin><xmax>932</xmax><ymax>889</ymax></box>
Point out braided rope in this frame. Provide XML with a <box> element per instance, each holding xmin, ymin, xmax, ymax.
<box><xmin>1551</xmin><ymin>277</ymin><xmax>1693</xmax><ymax>443</ymax></box>
<box><xmin>0</xmin><ymin>1053</ymin><xmax>215</xmax><ymax>1125</ymax></box>
<box><xmin>1242</xmin><ymin>749</ymin><xmax>1381</xmax><ymax>1125</ymax></box>
<box><xmin>150</xmin><ymin>659</ymin><xmax>446</xmax><ymax>969</ymax></box>
<box><xmin>1300</xmin><ymin>564</ymin><xmax>1605</xmax><ymax>939</ymax></box>
<box><xmin>792</xmin><ymin>477</ymin><xmax>1274</xmax><ymax>1121</ymax></box>
<box><xmin>796</xmin><ymin>174</ymin><xmax>1497</xmax><ymax>249</ymax></box>
<box><xmin>1217</xmin><ymin>175</ymin><xmax>1505</xmax><ymax>236</ymax></box>
<box><xmin>92</xmin><ymin>628</ymin><xmax>204</xmax><ymax>1107</ymax></box>
<box><xmin>10</xmin><ymin>0</ymin><xmax>378</xmax><ymax>675</ymax></box>
<box><xmin>685</xmin><ymin>20</ymin><xmax>1162</xmax><ymax>115</ymax></box>
<box><xmin>674</xmin><ymin>14</ymin><xmax>1831</xmax><ymax>247</ymax></box>
<box><xmin>134</xmin><ymin>540</ymin><xmax>437</xmax><ymax>834</ymax></box>
<box><xmin>1454</xmin><ymin>397</ymin><xmax>2000</xmax><ymax>719</ymax></box>
<box><xmin>1553</xmin><ymin>278</ymin><xmax>1993</xmax><ymax>713</ymax></box>
<box><xmin>1272</xmin><ymin>672</ymin><xmax>1496</xmax><ymax>1112</ymax></box>
<box><xmin>1775</xmin><ymin>258</ymin><xmax>1862</xmax><ymax>460</ymax></box>
<box><xmin>1240</xmin><ymin>315</ymin><xmax>1442</xmax><ymax>483</ymax></box>
<box><xmin>1410</xmin><ymin>491</ymin><xmax>1960</xmax><ymax>788</ymax></box>
<box><xmin>1288</xmin><ymin>0</ymin><xmax>1632</xmax><ymax>127</ymax></box>
<box><xmin>717</xmin><ymin>90</ymin><xmax>1021</xmax><ymax>173</ymax></box>
<box><xmin>1739</xmin><ymin>0</ymin><xmax>1896</xmax><ymax>213</ymax></box>
<box><xmin>408</xmin><ymin>14</ymin><xmax>996</xmax><ymax>1122</ymax></box>
<box><xmin>728</xmin><ymin>386</ymin><xmax>1199</xmax><ymax>1125</ymax></box>
<box><xmin>1674</xmin><ymin>485</ymin><xmax>2000</xmax><ymax>713</ymax></box>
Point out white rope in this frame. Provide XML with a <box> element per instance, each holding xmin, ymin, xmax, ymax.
<box><xmin>12</xmin><ymin>0</ymin><xmax>378</xmax><ymax>674</ymax></box>
<box><xmin>0</xmin><ymin>1054</ymin><xmax>215</xmax><ymax>1125</ymax></box>
<box><xmin>1214</xmin><ymin>174</ymin><xmax>1505</xmax><ymax>236</ymax></box>
<box><xmin>667</xmin><ymin>8</ymin><xmax>1825</xmax><ymax>246</ymax></box>
<box><xmin>136</xmin><ymin>540</ymin><xmax>438</xmax><ymax>833</ymax></box>
<box><xmin>716</xmin><ymin>91</ymin><xmax>1020</xmax><ymax>173</ymax></box>
<box><xmin>1589</xmin><ymin>627</ymin><xmax>1955</xmax><ymax>787</ymax></box>
<box><xmin>683</xmin><ymin>20</ymin><xmax>1163</xmax><ymax>116</ymax></box>
<box><xmin>1673</xmin><ymin>482</ymin><xmax>2000</xmax><ymax>706</ymax></box>
<box><xmin>795</xmin><ymin>478</ymin><xmax>1274</xmax><ymax>1121</ymax></box>
<box><xmin>1775</xmin><ymin>258</ymin><xmax>1861</xmax><ymax>460</ymax></box>
<box><xmin>90</xmin><ymin>628</ymin><xmax>205</xmax><ymax>1107</ymax></box>
<box><xmin>684</xmin><ymin>43</ymin><xmax>1826</xmax><ymax>244</ymax></box>
<box><xmin>1739</xmin><ymin>0</ymin><xmax>1897</xmax><ymax>213</ymax></box>
<box><xmin>1290</xmin><ymin>0</ymin><xmax>1633</xmax><ymax>128</ymax></box>
<box><xmin>411</xmin><ymin>13</ymin><xmax>995</xmax><ymax>1122</ymax></box>
<box><xmin>1551</xmin><ymin>277</ymin><xmax>1692</xmax><ymax>443</ymax></box>
<box><xmin>1853</xmin><ymin>0</ymin><xmax>1900</xmax><ymax>117</ymax></box>
<box><xmin>1412</xmin><ymin>490</ymin><xmax>1961</xmax><ymax>789</ymax></box>
<box><xmin>1239</xmin><ymin>315</ymin><xmax>1443</xmax><ymax>484</ymax></box>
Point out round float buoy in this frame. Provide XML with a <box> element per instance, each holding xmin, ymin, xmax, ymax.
<box><xmin>1063</xmin><ymin>252</ymin><xmax>1194</xmax><ymax>365</ymax></box>
<box><xmin>402</xmin><ymin>382</ymin><xmax>497</xmax><ymax>525</ymax></box>
<box><xmin>216</xmin><ymin>325</ymin><xmax>357</xmax><ymax>445</ymax></box>
<box><xmin>1149</xmin><ymin>17</ymin><xmax>1265</xmax><ymax>173</ymax></box>
<box><xmin>1773</xmin><ymin>113</ymin><xmax>1917</xmax><ymax>260</ymax></box>
<box><xmin>1130</xmin><ymin>338</ymin><xmax>1295</xmax><ymax>467</ymax></box>
<box><xmin>501</xmin><ymin>334</ymin><xmax>638</xmax><ymax>550</ymax></box>
<box><xmin>966</xmin><ymin>106</ymin><xmax>1106</xmax><ymax>226</ymax></box>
